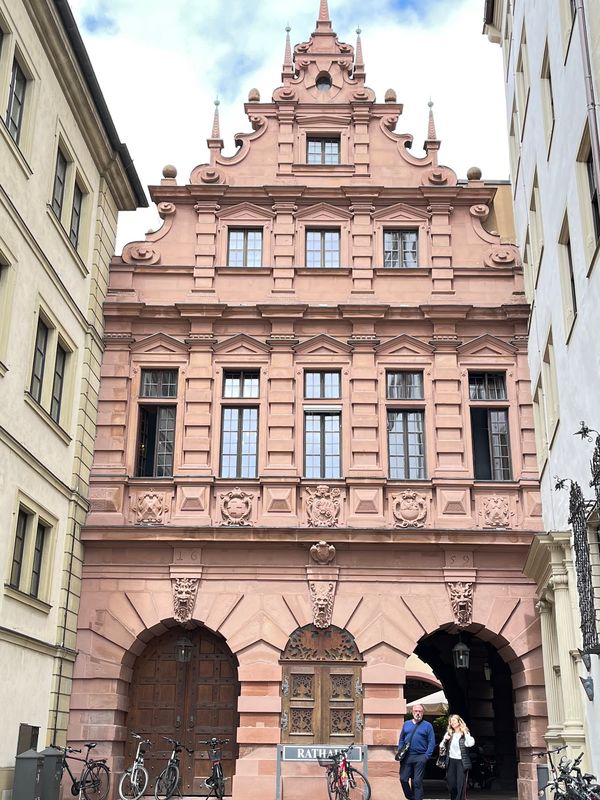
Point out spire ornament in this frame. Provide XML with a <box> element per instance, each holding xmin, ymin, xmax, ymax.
<box><xmin>354</xmin><ymin>26</ymin><xmax>365</xmax><ymax>79</ymax></box>
<box><xmin>282</xmin><ymin>24</ymin><xmax>294</xmax><ymax>79</ymax></box>
<box><xmin>207</xmin><ymin>97</ymin><xmax>223</xmax><ymax>164</ymax></box>
<box><xmin>316</xmin><ymin>0</ymin><xmax>332</xmax><ymax>31</ymax></box>
<box><xmin>424</xmin><ymin>99</ymin><xmax>441</xmax><ymax>162</ymax></box>
<box><xmin>211</xmin><ymin>98</ymin><xmax>221</xmax><ymax>139</ymax></box>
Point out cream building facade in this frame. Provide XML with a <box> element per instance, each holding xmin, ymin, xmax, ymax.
<box><xmin>0</xmin><ymin>0</ymin><xmax>145</xmax><ymax>794</ymax></box>
<box><xmin>485</xmin><ymin>0</ymin><xmax>600</xmax><ymax>775</ymax></box>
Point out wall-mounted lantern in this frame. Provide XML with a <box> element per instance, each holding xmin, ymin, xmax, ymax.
<box><xmin>175</xmin><ymin>637</ymin><xmax>193</xmax><ymax>663</ymax></box>
<box><xmin>452</xmin><ymin>641</ymin><xmax>470</xmax><ymax>670</ymax></box>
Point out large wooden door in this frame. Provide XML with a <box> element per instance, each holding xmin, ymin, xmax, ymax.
<box><xmin>127</xmin><ymin>627</ymin><xmax>239</xmax><ymax>796</ymax></box>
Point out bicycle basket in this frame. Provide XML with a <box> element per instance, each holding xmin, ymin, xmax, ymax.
<box><xmin>318</xmin><ymin>758</ymin><xmax>335</xmax><ymax>767</ymax></box>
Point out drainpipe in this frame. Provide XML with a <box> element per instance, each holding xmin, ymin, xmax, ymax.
<box><xmin>576</xmin><ymin>0</ymin><xmax>600</xmax><ymax>196</ymax></box>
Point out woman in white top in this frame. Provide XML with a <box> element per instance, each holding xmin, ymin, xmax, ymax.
<box><xmin>441</xmin><ymin>714</ymin><xmax>475</xmax><ymax>800</ymax></box>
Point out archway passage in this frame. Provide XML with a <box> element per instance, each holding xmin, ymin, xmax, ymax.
<box><xmin>127</xmin><ymin>626</ymin><xmax>239</xmax><ymax>796</ymax></box>
<box><xmin>415</xmin><ymin>630</ymin><xmax>517</xmax><ymax>793</ymax></box>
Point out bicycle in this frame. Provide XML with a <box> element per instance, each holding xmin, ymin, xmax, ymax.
<box><xmin>118</xmin><ymin>733</ymin><xmax>152</xmax><ymax>800</ymax></box>
<box><xmin>52</xmin><ymin>741</ymin><xmax>110</xmax><ymax>800</ymax></box>
<box><xmin>536</xmin><ymin>747</ymin><xmax>600</xmax><ymax>800</ymax></box>
<box><xmin>201</xmin><ymin>738</ymin><xmax>229</xmax><ymax>799</ymax></box>
<box><xmin>318</xmin><ymin>743</ymin><xmax>371</xmax><ymax>800</ymax></box>
<box><xmin>154</xmin><ymin>736</ymin><xmax>194</xmax><ymax>800</ymax></box>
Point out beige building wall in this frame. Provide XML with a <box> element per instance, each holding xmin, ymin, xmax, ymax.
<box><xmin>0</xmin><ymin>0</ymin><xmax>145</xmax><ymax>794</ymax></box>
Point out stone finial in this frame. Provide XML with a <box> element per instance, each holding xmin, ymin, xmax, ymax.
<box><xmin>282</xmin><ymin>24</ymin><xmax>294</xmax><ymax>80</ymax></box>
<box><xmin>467</xmin><ymin>166</ymin><xmax>483</xmax><ymax>181</ymax></box>
<box><xmin>161</xmin><ymin>164</ymin><xmax>177</xmax><ymax>184</ymax></box>
<box><xmin>211</xmin><ymin>98</ymin><xmax>221</xmax><ymax>139</ymax></box>
<box><xmin>319</xmin><ymin>0</ymin><xmax>330</xmax><ymax>21</ymax></box>
<box><xmin>248</xmin><ymin>87</ymin><xmax>260</xmax><ymax>102</ymax></box>
<box><xmin>427</xmin><ymin>99</ymin><xmax>437</xmax><ymax>141</ymax></box>
<box><xmin>354</xmin><ymin>26</ymin><xmax>365</xmax><ymax>78</ymax></box>
<box><xmin>384</xmin><ymin>88</ymin><xmax>397</xmax><ymax>103</ymax></box>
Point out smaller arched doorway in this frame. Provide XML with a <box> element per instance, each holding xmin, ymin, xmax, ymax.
<box><xmin>280</xmin><ymin>624</ymin><xmax>364</xmax><ymax>745</ymax></box>
<box><xmin>126</xmin><ymin>625</ymin><xmax>239</xmax><ymax>796</ymax></box>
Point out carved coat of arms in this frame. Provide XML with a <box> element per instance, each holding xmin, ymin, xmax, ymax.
<box><xmin>220</xmin><ymin>488</ymin><xmax>253</xmax><ymax>526</ymax></box>
<box><xmin>306</xmin><ymin>485</ymin><xmax>341</xmax><ymax>528</ymax></box>
<box><xmin>310</xmin><ymin>541</ymin><xmax>336</xmax><ymax>564</ymax></box>
<box><xmin>392</xmin><ymin>490</ymin><xmax>427</xmax><ymax>528</ymax></box>
<box><xmin>482</xmin><ymin>495</ymin><xmax>510</xmax><ymax>527</ymax></box>
<box><xmin>132</xmin><ymin>491</ymin><xmax>169</xmax><ymax>525</ymax></box>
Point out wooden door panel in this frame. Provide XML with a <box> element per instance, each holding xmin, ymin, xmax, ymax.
<box><xmin>127</xmin><ymin>627</ymin><xmax>239</xmax><ymax>796</ymax></box>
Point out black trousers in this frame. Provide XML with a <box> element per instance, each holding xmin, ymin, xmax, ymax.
<box><xmin>447</xmin><ymin>757</ymin><xmax>468</xmax><ymax>800</ymax></box>
<box><xmin>400</xmin><ymin>755</ymin><xmax>427</xmax><ymax>800</ymax></box>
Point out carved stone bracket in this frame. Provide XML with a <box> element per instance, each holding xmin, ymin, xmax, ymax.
<box><xmin>131</xmin><ymin>490</ymin><xmax>169</xmax><ymax>525</ymax></box>
<box><xmin>310</xmin><ymin>541</ymin><xmax>336</xmax><ymax>564</ymax></box>
<box><xmin>220</xmin><ymin>488</ymin><xmax>254</xmax><ymax>526</ymax></box>
<box><xmin>447</xmin><ymin>581</ymin><xmax>474</xmax><ymax>628</ymax></box>
<box><xmin>172</xmin><ymin>577</ymin><xmax>199</xmax><ymax>623</ymax></box>
<box><xmin>310</xmin><ymin>581</ymin><xmax>335</xmax><ymax>629</ymax></box>
<box><xmin>306</xmin><ymin>485</ymin><xmax>342</xmax><ymax>527</ymax></box>
<box><xmin>392</xmin><ymin>490</ymin><xmax>427</xmax><ymax>528</ymax></box>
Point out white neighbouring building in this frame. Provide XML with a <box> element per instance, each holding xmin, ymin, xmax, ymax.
<box><xmin>0</xmin><ymin>0</ymin><xmax>145</xmax><ymax>795</ymax></box>
<box><xmin>485</xmin><ymin>0</ymin><xmax>600</xmax><ymax>775</ymax></box>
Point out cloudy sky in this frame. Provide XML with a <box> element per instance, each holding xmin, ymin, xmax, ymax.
<box><xmin>67</xmin><ymin>0</ymin><xmax>509</xmax><ymax>250</ymax></box>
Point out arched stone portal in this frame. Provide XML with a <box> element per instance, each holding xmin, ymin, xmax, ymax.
<box><xmin>126</xmin><ymin>625</ymin><xmax>239</xmax><ymax>796</ymax></box>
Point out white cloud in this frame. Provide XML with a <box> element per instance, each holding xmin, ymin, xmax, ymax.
<box><xmin>69</xmin><ymin>0</ymin><xmax>509</xmax><ymax>251</ymax></box>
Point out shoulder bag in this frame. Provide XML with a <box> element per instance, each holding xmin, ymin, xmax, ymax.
<box><xmin>395</xmin><ymin>720</ymin><xmax>421</xmax><ymax>762</ymax></box>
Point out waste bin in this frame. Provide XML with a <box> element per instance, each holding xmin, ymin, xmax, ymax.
<box><xmin>40</xmin><ymin>747</ymin><xmax>63</xmax><ymax>800</ymax></box>
<box><xmin>12</xmin><ymin>748</ymin><xmax>43</xmax><ymax>800</ymax></box>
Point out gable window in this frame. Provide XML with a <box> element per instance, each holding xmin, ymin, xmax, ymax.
<box><xmin>305</xmin><ymin>371</ymin><xmax>340</xmax><ymax>400</ymax></box>
<box><xmin>307</xmin><ymin>137</ymin><xmax>340</xmax><ymax>165</ymax></box>
<box><xmin>384</xmin><ymin>230</ymin><xmax>418</xmax><ymax>268</ymax></box>
<box><xmin>306</xmin><ymin>229</ymin><xmax>340</xmax><ymax>267</ymax></box>
<box><xmin>469</xmin><ymin>372</ymin><xmax>512</xmax><ymax>481</ymax></box>
<box><xmin>5</xmin><ymin>57</ymin><xmax>27</xmax><ymax>144</ymax></box>
<box><xmin>51</xmin><ymin>149</ymin><xmax>68</xmax><ymax>219</ymax></box>
<box><xmin>227</xmin><ymin>228</ymin><xmax>262</xmax><ymax>267</ymax></box>
<box><xmin>136</xmin><ymin>369</ymin><xmax>178</xmax><ymax>478</ymax></box>
<box><xmin>9</xmin><ymin>505</ymin><xmax>51</xmax><ymax>601</ymax></box>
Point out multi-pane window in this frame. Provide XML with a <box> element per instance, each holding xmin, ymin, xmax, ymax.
<box><xmin>5</xmin><ymin>58</ymin><xmax>27</xmax><ymax>144</ymax></box>
<box><xmin>304</xmin><ymin>371</ymin><xmax>340</xmax><ymax>399</ymax></box>
<box><xmin>223</xmin><ymin>370</ymin><xmax>259</xmax><ymax>398</ymax></box>
<box><xmin>388</xmin><ymin>411</ymin><xmax>425</xmax><ymax>479</ymax></box>
<box><xmin>136</xmin><ymin>369</ymin><xmax>178</xmax><ymax>478</ymax></box>
<box><xmin>220</xmin><ymin>370</ymin><xmax>260</xmax><ymax>478</ymax></box>
<box><xmin>469</xmin><ymin>372</ymin><xmax>512</xmax><ymax>481</ymax></box>
<box><xmin>307</xmin><ymin>137</ymin><xmax>340</xmax><ymax>165</ymax></box>
<box><xmin>9</xmin><ymin>507</ymin><xmax>50</xmax><ymax>600</ymax></box>
<box><xmin>386</xmin><ymin>371</ymin><xmax>423</xmax><ymax>400</ymax></box>
<box><xmin>383</xmin><ymin>230</ymin><xmax>418</xmax><ymax>268</ymax></box>
<box><xmin>304</xmin><ymin>412</ymin><xmax>341</xmax><ymax>479</ymax></box>
<box><xmin>306</xmin><ymin>229</ymin><xmax>340</xmax><ymax>268</ymax></box>
<box><xmin>50</xmin><ymin>342</ymin><xmax>67</xmax><ymax>423</ymax></box>
<box><xmin>386</xmin><ymin>371</ymin><xmax>426</xmax><ymax>479</ymax></box>
<box><xmin>30</xmin><ymin>318</ymin><xmax>48</xmax><ymax>403</ymax></box>
<box><xmin>69</xmin><ymin>182</ymin><xmax>84</xmax><ymax>248</ymax></box>
<box><xmin>220</xmin><ymin>407</ymin><xmax>258</xmax><ymax>478</ymax></box>
<box><xmin>227</xmin><ymin>229</ymin><xmax>263</xmax><ymax>267</ymax></box>
<box><xmin>51</xmin><ymin>149</ymin><xmax>68</xmax><ymax>218</ymax></box>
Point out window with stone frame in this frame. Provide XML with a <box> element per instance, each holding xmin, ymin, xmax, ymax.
<box><xmin>386</xmin><ymin>371</ymin><xmax>425</xmax><ymax>480</ymax></box>
<box><xmin>136</xmin><ymin>369</ymin><xmax>178</xmax><ymax>478</ymax></box>
<box><xmin>29</xmin><ymin>312</ymin><xmax>73</xmax><ymax>428</ymax></box>
<box><xmin>49</xmin><ymin>139</ymin><xmax>89</xmax><ymax>253</ymax></box>
<box><xmin>383</xmin><ymin>229</ymin><xmax>418</xmax><ymax>268</ymax></box>
<box><xmin>307</xmin><ymin>136</ymin><xmax>341</xmax><ymax>165</ymax></box>
<box><xmin>304</xmin><ymin>412</ymin><xmax>341</xmax><ymax>479</ymax></box>
<box><xmin>280</xmin><ymin>625</ymin><xmax>363</xmax><ymax>745</ymax></box>
<box><xmin>227</xmin><ymin>228</ymin><xmax>263</xmax><ymax>267</ymax></box>
<box><xmin>8</xmin><ymin>504</ymin><xmax>52</xmax><ymax>602</ymax></box>
<box><xmin>306</xmin><ymin>229</ymin><xmax>340</xmax><ymax>268</ymax></box>
<box><xmin>469</xmin><ymin>372</ymin><xmax>512</xmax><ymax>481</ymax></box>
<box><xmin>220</xmin><ymin>369</ymin><xmax>260</xmax><ymax>479</ymax></box>
<box><xmin>5</xmin><ymin>56</ymin><xmax>27</xmax><ymax>145</ymax></box>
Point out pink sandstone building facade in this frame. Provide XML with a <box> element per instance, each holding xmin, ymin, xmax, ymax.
<box><xmin>69</xmin><ymin>5</ymin><xmax>547</xmax><ymax>799</ymax></box>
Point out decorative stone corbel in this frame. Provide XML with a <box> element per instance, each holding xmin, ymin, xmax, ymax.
<box><xmin>309</xmin><ymin>581</ymin><xmax>335</xmax><ymax>629</ymax></box>
<box><xmin>172</xmin><ymin>577</ymin><xmax>199</xmax><ymax>623</ymax></box>
<box><xmin>447</xmin><ymin>581</ymin><xmax>474</xmax><ymax>628</ymax></box>
<box><xmin>307</xmin><ymin>542</ymin><xmax>339</xmax><ymax>629</ymax></box>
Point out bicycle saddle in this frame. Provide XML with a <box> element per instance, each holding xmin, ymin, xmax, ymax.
<box><xmin>85</xmin><ymin>742</ymin><xmax>97</xmax><ymax>749</ymax></box>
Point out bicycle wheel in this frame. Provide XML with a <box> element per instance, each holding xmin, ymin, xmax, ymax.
<box><xmin>347</xmin><ymin>767</ymin><xmax>371</xmax><ymax>800</ymax></box>
<box><xmin>214</xmin><ymin>764</ymin><xmax>225</xmax><ymax>799</ymax></box>
<box><xmin>154</xmin><ymin>764</ymin><xmax>179</xmax><ymax>800</ymax></box>
<box><xmin>327</xmin><ymin>769</ymin><xmax>339</xmax><ymax>800</ymax></box>
<box><xmin>119</xmin><ymin>766</ymin><xmax>149</xmax><ymax>800</ymax></box>
<box><xmin>81</xmin><ymin>762</ymin><xmax>110</xmax><ymax>800</ymax></box>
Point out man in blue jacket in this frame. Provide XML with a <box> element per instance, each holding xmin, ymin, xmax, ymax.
<box><xmin>398</xmin><ymin>704</ymin><xmax>436</xmax><ymax>800</ymax></box>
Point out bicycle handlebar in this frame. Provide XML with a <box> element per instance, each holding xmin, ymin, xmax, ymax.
<box><xmin>533</xmin><ymin>746</ymin><xmax>568</xmax><ymax>758</ymax></box>
<box><xmin>201</xmin><ymin>738</ymin><xmax>229</xmax><ymax>746</ymax></box>
<box><xmin>161</xmin><ymin>736</ymin><xmax>193</xmax><ymax>754</ymax></box>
